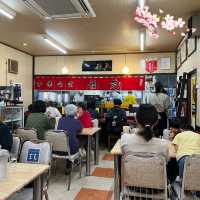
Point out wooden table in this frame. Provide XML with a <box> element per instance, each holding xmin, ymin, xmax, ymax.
<box><xmin>110</xmin><ymin>139</ymin><xmax>176</xmax><ymax>200</ymax></box>
<box><xmin>0</xmin><ymin>163</ymin><xmax>49</xmax><ymax>200</ymax></box>
<box><xmin>80</xmin><ymin>127</ymin><xmax>101</xmax><ymax>176</ymax></box>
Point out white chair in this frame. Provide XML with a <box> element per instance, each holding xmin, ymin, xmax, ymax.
<box><xmin>19</xmin><ymin>140</ymin><xmax>52</xmax><ymax>200</ymax></box>
<box><xmin>10</xmin><ymin>136</ymin><xmax>21</xmax><ymax>160</ymax></box>
<box><xmin>46</xmin><ymin>130</ymin><xmax>82</xmax><ymax>190</ymax></box>
<box><xmin>181</xmin><ymin>155</ymin><xmax>200</xmax><ymax>200</ymax></box>
<box><xmin>15</xmin><ymin>128</ymin><xmax>37</xmax><ymax>142</ymax></box>
<box><xmin>122</xmin><ymin>153</ymin><xmax>168</xmax><ymax>200</ymax></box>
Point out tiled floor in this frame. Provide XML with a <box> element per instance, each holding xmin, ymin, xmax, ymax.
<box><xmin>11</xmin><ymin>150</ymin><xmax>114</xmax><ymax>200</ymax></box>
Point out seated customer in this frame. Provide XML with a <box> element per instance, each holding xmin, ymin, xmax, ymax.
<box><xmin>24</xmin><ymin>104</ymin><xmax>33</xmax><ymax>125</ymax></box>
<box><xmin>77</xmin><ymin>103</ymin><xmax>92</xmax><ymax>128</ymax></box>
<box><xmin>0</xmin><ymin>122</ymin><xmax>13</xmax><ymax>151</ymax></box>
<box><xmin>121</xmin><ymin>104</ymin><xmax>169</xmax><ymax>160</ymax></box>
<box><xmin>46</xmin><ymin>101</ymin><xmax>61</xmax><ymax>118</ymax></box>
<box><xmin>106</xmin><ymin>99</ymin><xmax>127</xmax><ymax>136</ymax></box>
<box><xmin>57</xmin><ymin>104</ymin><xmax>83</xmax><ymax>154</ymax></box>
<box><xmin>163</xmin><ymin>118</ymin><xmax>182</xmax><ymax>141</ymax></box>
<box><xmin>25</xmin><ymin>100</ymin><xmax>55</xmax><ymax>140</ymax></box>
<box><xmin>172</xmin><ymin>130</ymin><xmax>200</xmax><ymax>179</ymax></box>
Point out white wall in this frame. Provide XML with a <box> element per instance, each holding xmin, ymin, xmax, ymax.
<box><xmin>0</xmin><ymin>43</ymin><xmax>33</xmax><ymax>108</ymax></box>
<box><xmin>177</xmin><ymin>38</ymin><xmax>200</xmax><ymax>127</ymax></box>
<box><xmin>35</xmin><ymin>52</ymin><xmax>176</xmax><ymax>75</ymax></box>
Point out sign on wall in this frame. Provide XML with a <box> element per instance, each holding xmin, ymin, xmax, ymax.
<box><xmin>34</xmin><ymin>75</ymin><xmax>145</xmax><ymax>91</ymax></box>
<box><xmin>146</xmin><ymin>60</ymin><xmax>158</xmax><ymax>73</ymax></box>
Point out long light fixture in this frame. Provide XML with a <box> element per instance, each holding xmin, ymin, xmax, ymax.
<box><xmin>0</xmin><ymin>2</ymin><xmax>16</xmax><ymax>19</ymax></box>
<box><xmin>140</xmin><ymin>32</ymin><xmax>145</xmax><ymax>51</ymax></box>
<box><xmin>43</xmin><ymin>35</ymin><xmax>67</xmax><ymax>54</ymax></box>
<box><xmin>138</xmin><ymin>0</ymin><xmax>146</xmax><ymax>8</ymax></box>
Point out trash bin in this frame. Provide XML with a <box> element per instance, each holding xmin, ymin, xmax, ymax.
<box><xmin>0</xmin><ymin>149</ymin><xmax>9</xmax><ymax>181</ymax></box>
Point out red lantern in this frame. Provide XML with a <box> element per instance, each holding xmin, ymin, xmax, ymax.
<box><xmin>146</xmin><ymin>60</ymin><xmax>158</xmax><ymax>73</ymax></box>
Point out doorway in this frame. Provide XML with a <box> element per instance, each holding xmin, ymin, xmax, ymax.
<box><xmin>188</xmin><ymin>69</ymin><xmax>197</xmax><ymax>129</ymax></box>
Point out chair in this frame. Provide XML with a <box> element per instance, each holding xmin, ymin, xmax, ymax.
<box><xmin>19</xmin><ymin>140</ymin><xmax>52</xmax><ymax>200</ymax></box>
<box><xmin>122</xmin><ymin>153</ymin><xmax>168</xmax><ymax>200</ymax></box>
<box><xmin>181</xmin><ymin>155</ymin><xmax>200</xmax><ymax>200</ymax></box>
<box><xmin>108</xmin><ymin>134</ymin><xmax>120</xmax><ymax>151</ymax></box>
<box><xmin>15</xmin><ymin>128</ymin><xmax>37</xmax><ymax>142</ymax></box>
<box><xmin>10</xmin><ymin>136</ymin><xmax>21</xmax><ymax>161</ymax></box>
<box><xmin>46</xmin><ymin>130</ymin><xmax>82</xmax><ymax>190</ymax></box>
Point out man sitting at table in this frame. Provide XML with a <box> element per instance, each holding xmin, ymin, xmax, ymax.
<box><xmin>25</xmin><ymin>100</ymin><xmax>55</xmax><ymax>140</ymax></box>
<box><xmin>172</xmin><ymin>130</ymin><xmax>200</xmax><ymax>179</ymax></box>
<box><xmin>57</xmin><ymin>104</ymin><xmax>83</xmax><ymax>154</ymax></box>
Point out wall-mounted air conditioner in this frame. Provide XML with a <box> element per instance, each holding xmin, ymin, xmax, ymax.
<box><xmin>22</xmin><ymin>0</ymin><xmax>96</xmax><ymax>20</ymax></box>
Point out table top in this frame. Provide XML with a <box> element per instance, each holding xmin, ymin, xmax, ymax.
<box><xmin>110</xmin><ymin>139</ymin><xmax>176</xmax><ymax>158</ymax></box>
<box><xmin>0</xmin><ymin>163</ymin><xmax>49</xmax><ymax>200</ymax></box>
<box><xmin>80</xmin><ymin>127</ymin><xmax>101</xmax><ymax>136</ymax></box>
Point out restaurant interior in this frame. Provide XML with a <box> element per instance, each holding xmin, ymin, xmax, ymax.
<box><xmin>0</xmin><ymin>0</ymin><xmax>200</xmax><ymax>200</ymax></box>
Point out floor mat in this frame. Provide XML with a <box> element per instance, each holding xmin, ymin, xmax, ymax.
<box><xmin>92</xmin><ymin>167</ymin><xmax>114</xmax><ymax>178</ymax></box>
<box><xmin>75</xmin><ymin>188</ymin><xmax>112</xmax><ymax>200</ymax></box>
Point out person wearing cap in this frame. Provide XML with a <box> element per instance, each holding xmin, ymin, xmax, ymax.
<box><xmin>57</xmin><ymin>104</ymin><xmax>83</xmax><ymax>154</ymax></box>
<box><xmin>106</xmin><ymin>99</ymin><xmax>127</xmax><ymax>136</ymax></box>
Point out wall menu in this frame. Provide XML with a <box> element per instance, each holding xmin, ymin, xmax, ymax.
<box><xmin>34</xmin><ymin>75</ymin><xmax>145</xmax><ymax>91</ymax></box>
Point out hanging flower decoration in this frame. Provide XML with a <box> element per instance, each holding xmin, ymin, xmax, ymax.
<box><xmin>134</xmin><ymin>6</ymin><xmax>186</xmax><ymax>39</ymax></box>
<box><xmin>134</xmin><ymin>6</ymin><xmax>160</xmax><ymax>38</ymax></box>
<box><xmin>161</xmin><ymin>15</ymin><xmax>185</xmax><ymax>31</ymax></box>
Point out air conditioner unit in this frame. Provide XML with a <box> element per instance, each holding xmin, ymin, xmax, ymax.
<box><xmin>22</xmin><ymin>0</ymin><xmax>96</xmax><ymax>20</ymax></box>
<box><xmin>8</xmin><ymin>59</ymin><xmax>18</xmax><ymax>74</ymax></box>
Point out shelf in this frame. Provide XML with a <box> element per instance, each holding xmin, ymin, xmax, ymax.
<box><xmin>3</xmin><ymin>119</ymin><xmax>22</xmax><ymax>123</ymax></box>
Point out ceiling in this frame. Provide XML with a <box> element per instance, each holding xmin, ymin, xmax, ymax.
<box><xmin>0</xmin><ymin>0</ymin><xmax>200</xmax><ymax>56</ymax></box>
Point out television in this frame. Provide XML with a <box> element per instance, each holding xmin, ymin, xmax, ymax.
<box><xmin>82</xmin><ymin>60</ymin><xmax>112</xmax><ymax>71</ymax></box>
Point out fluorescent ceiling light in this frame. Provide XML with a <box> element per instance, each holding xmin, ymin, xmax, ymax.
<box><xmin>0</xmin><ymin>2</ymin><xmax>16</xmax><ymax>19</ymax></box>
<box><xmin>138</xmin><ymin>0</ymin><xmax>146</xmax><ymax>8</ymax></box>
<box><xmin>43</xmin><ymin>36</ymin><xmax>67</xmax><ymax>54</ymax></box>
<box><xmin>140</xmin><ymin>32</ymin><xmax>145</xmax><ymax>51</ymax></box>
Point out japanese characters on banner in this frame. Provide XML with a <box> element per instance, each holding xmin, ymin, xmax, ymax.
<box><xmin>34</xmin><ymin>75</ymin><xmax>145</xmax><ymax>91</ymax></box>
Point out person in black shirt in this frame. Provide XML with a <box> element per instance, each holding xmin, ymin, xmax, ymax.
<box><xmin>0</xmin><ymin>122</ymin><xmax>13</xmax><ymax>151</ymax></box>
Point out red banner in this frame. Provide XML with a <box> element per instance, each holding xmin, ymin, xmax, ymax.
<box><xmin>34</xmin><ymin>75</ymin><xmax>145</xmax><ymax>91</ymax></box>
<box><xmin>146</xmin><ymin>60</ymin><xmax>158</xmax><ymax>73</ymax></box>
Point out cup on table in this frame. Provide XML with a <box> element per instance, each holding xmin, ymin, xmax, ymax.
<box><xmin>0</xmin><ymin>149</ymin><xmax>9</xmax><ymax>180</ymax></box>
<box><xmin>123</xmin><ymin>126</ymin><xmax>130</xmax><ymax>134</ymax></box>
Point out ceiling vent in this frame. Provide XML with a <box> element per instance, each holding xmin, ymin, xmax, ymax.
<box><xmin>22</xmin><ymin>0</ymin><xmax>96</xmax><ymax>20</ymax></box>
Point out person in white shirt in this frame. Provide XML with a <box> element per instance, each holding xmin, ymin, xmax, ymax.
<box><xmin>73</xmin><ymin>92</ymin><xmax>84</xmax><ymax>103</ymax></box>
<box><xmin>46</xmin><ymin>101</ymin><xmax>61</xmax><ymax>118</ymax></box>
<box><xmin>148</xmin><ymin>81</ymin><xmax>170</xmax><ymax>137</ymax></box>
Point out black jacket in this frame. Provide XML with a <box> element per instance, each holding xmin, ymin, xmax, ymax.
<box><xmin>0</xmin><ymin>122</ymin><xmax>13</xmax><ymax>151</ymax></box>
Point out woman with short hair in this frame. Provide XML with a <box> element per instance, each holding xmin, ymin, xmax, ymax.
<box><xmin>57</xmin><ymin>104</ymin><xmax>83</xmax><ymax>154</ymax></box>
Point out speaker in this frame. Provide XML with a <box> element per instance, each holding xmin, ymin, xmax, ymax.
<box><xmin>188</xmin><ymin>14</ymin><xmax>200</xmax><ymax>38</ymax></box>
<box><xmin>8</xmin><ymin>59</ymin><xmax>18</xmax><ymax>74</ymax></box>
